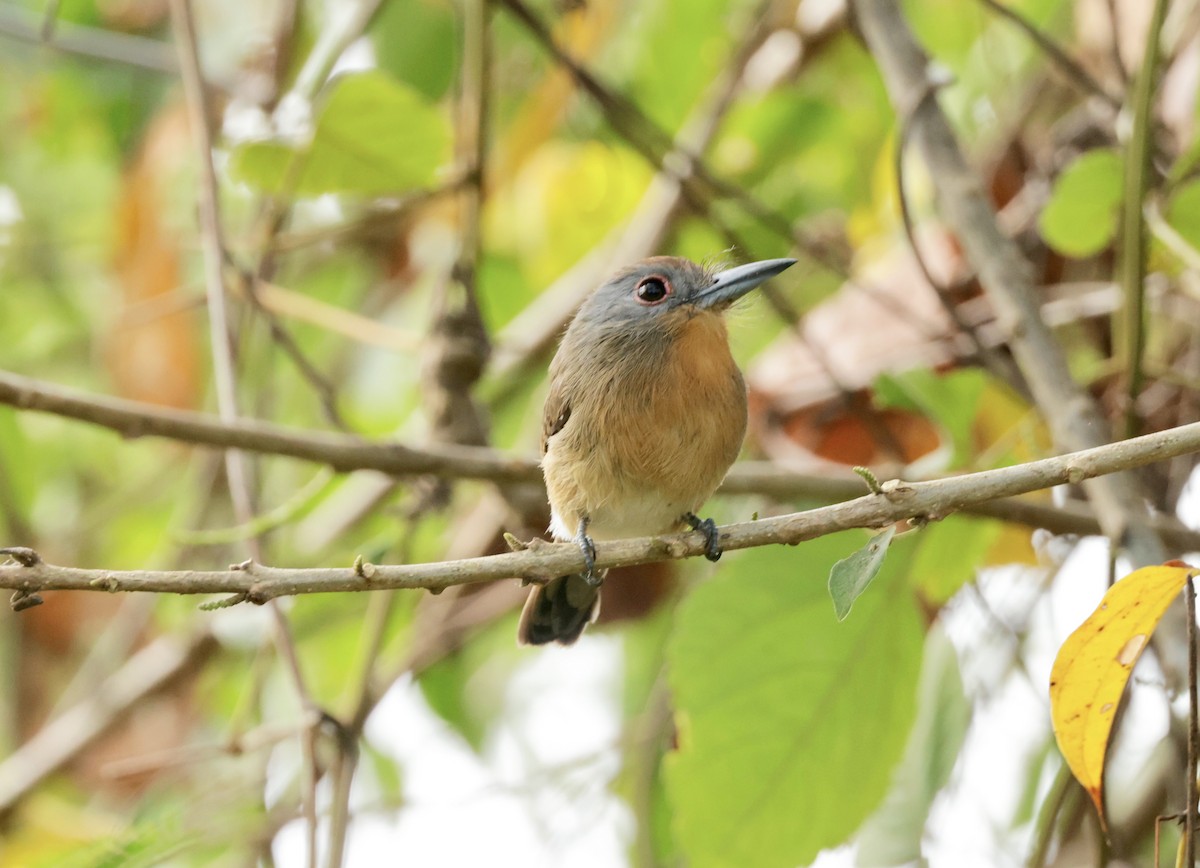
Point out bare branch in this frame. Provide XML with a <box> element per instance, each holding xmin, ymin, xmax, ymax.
<box><xmin>853</xmin><ymin>0</ymin><xmax>1164</xmax><ymax>567</ymax></box>
<box><xmin>0</xmin><ymin>369</ymin><xmax>540</xmax><ymax>483</ymax></box>
<box><xmin>4</xmin><ymin>419</ymin><xmax>1200</xmax><ymax>599</ymax></box>
<box><xmin>0</xmin><ymin>4</ymin><xmax>177</xmax><ymax>74</ymax></box>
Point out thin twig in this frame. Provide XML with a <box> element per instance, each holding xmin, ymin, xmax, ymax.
<box><xmin>1027</xmin><ymin>762</ymin><xmax>1075</xmax><ymax>868</ymax></box>
<box><xmin>168</xmin><ymin>3</ymin><xmax>321</xmax><ymax>863</ymax></box>
<box><xmin>234</xmin><ymin>266</ymin><xmax>349</xmax><ymax>429</ymax></box>
<box><xmin>975</xmin><ymin>0</ymin><xmax>1122</xmax><ymax>110</ymax></box>
<box><xmin>1119</xmin><ymin>0</ymin><xmax>1169</xmax><ymax>440</ymax></box>
<box><xmin>5</xmin><ymin>418</ymin><xmax>1200</xmax><ymax>598</ymax></box>
<box><xmin>894</xmin><ymin>83</ymin><xmax>1029</xmax><ymax>399</ymax></box>
<box><xmin>494</xmin><ymin>0</ymin><xmax>849</xmax><ymax>275</ymax></box>
<box><xmin>0</xmin><ymin>4</ymin><xmax>177</xmax><ymax>73</ymax></box>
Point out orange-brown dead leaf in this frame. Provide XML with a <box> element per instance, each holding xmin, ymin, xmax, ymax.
<box><xmin>109</xmin><ymin>101</ymin><xmax>200</xmax><ymax>410</ymax></box>
<box><xmin>1049</xmin><ymin>564</ymin><xmax>1194</xmax><ymax>830</ymax></box>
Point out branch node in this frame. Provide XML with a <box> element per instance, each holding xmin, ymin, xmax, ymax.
<box><xmin>0</xmin><ymin>546</ymin><xmax>42</xmax><ymax>567</ymax></box>
<box><xmin>852</xmin><ymin>466</ymin><xmax>883</xmax><ymax>494</ymax></box>
<box><xmin>1065</xmin><ymin>464</ymin><xmax>1086</xmax><ymax>485</ymax></box>
<box><xmin>9</xmin><ymin>589</ymin><xmax>43</xmax><ymax>611</ymax></box>
<box><xmin>880</xmin><ymin>478</ymin><xmax>915</xmax><ymax>500</ymax></box>
<box><xmin>200</xmin><ymin>592</ymin><xmax>250</xmax><ymax>611</ymax></box>
<box><xmin>89</xmin><ymin>576</ymin><xmax>121</xmax><ymax>593</ymax></box>
<box><xmin>427</xmin><ymin>585</ymin><xmax>445</xmax><ymax>595</ymax></box>
<box><xmin>503</xmin><ymin>532</ymin><xmax>529</xmax><ymax>552</ymax></box>
<box><xmin>230</xmin><ymin>559</ymin><xmax>255</xmax><ymax>572</ymax></box>
<box><xmin>353</xmin><ymin>555</ymin><xmax>377</xmax><ymax>580</ymax></box>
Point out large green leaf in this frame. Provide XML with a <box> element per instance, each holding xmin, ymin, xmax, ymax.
<box><xmin>230</xmin><ymin>71</ymin><xmax>451</xmax><ymax>196</ymax></box>
<box><xmin>1039</xmin><ymin>149</ymin><xmax>1123</xmax><ymax>258</ymax></box>
<box><xmin>666</xmin><ymin>534</ymin><xmax>925</xmax><ymax>868</ymax></box>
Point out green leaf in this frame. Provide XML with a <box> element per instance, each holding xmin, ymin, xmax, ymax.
<box><xmin>1039</xmin><ymin>149</ymin><xmax>1124</xmax><ymax>257</ymax></box>
<box><xmin>667</xmin><ymin>534</ymin><xmax>924</xmax><ymax>868</ymax></box>
<box><xmin>1165</xmin><ymin>178</ymin><xmax>1200</xmax><ymax>251</ymax></box>
<box><xmin>230</xmin><ymin>71</ymin><xmax>451</xmax><ymax>196</ymax></box>
<box><xmin>909</xmin><ymin>515</ymin><xmax>1002</xmax><ymax>603</ymax></box>
<box><xmin>370</xmin><ymin>0</ymin><xmax>458</xmax><ymax>101</ymax></box>
<box><xmin>828</xmin><ymin>525</ymin><xmax>896</xmax><ymax>620</ymax></box>
<box><xmin>855</xmin><ymin>624</ymin><xmax>969</xmax><ymax>866</ymax></box>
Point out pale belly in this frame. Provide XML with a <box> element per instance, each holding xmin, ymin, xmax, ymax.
<box><xmin>548</xmin><ymin>489</ymin><xmax>690</xmax><ymax>541</ymax></box>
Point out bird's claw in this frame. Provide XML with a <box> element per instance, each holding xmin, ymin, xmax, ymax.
<box><xmin>685</xmin><ymin>513</ymin><xmax>722</xmax><ymax>562</ymax></box>
<box><xmin>575</xmin><ymin>520</ymin><xmax>602</xmax><ymax>587</ymax></box>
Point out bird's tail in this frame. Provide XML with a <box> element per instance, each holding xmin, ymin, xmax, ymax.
<box><xmin>516</xmin><ymin>572</ymin><xmax>603</xmax><ymax>646</ymax></box>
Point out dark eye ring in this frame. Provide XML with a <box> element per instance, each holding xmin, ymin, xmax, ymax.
<box><xmin>635</xmin><ymin>276</ymin><xmax>671</xmax><ymax>305</ymax></box>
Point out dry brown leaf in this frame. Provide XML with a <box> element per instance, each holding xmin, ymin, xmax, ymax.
<box><xmin>108</xmin><ymin>101</ymin><xmax>201</xmax><ymax>410</ymax></box>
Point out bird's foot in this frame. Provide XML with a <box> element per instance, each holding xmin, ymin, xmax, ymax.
<box><xmin>575</xmin><ymin>519</ymin><xmax>602</xmax><ymax>587</ymax></box>
<box><xmin>685</xmin><ymin>513</ymin><xmax>722</xmax><ymax>562</ymax></box>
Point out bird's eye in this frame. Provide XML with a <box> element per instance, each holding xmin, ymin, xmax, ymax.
<box><xmin>635</xmin><ymin>276</ymin><xmax>671</xmax><ymax>305</ymax></box>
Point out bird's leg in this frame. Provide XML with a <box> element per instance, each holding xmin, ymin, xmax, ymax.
<box><xmin>575</xmin><ymin>516</ymin><xmax>602</xmax><ymax>587</ymax></box>
<box><xmin>684</xmin><ymin>512</ymin><xmax>722</xmax><ymax>562</ymax></box>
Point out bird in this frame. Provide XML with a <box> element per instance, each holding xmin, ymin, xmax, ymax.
<box><xmin>517</xmin><ymin>255</ymin><xmax>796</xmax><ymax>645</ymax></box>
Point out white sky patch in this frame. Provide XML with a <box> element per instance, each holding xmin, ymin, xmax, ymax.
<box><xmin>275</xmin><ymin>636</ymin><xmax>631</xmax><ymax>867</ymax></box>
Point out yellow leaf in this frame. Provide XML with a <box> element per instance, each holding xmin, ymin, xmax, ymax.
<box><xmin>1049</xmin><ymin>564</ymin><xmax>1195</xmax><ymax>829</ymax></box>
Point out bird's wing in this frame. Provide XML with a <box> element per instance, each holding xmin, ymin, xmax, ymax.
<box><xmin>541</xmin><ymin>380</ymin><xmax>571</xmax><ymax>455</ymax></box>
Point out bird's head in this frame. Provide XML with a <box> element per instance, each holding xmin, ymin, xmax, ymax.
<box><xmin>573</xmin><ymin>256</ymin><xmax>796</xmax><ymax>338</ymax></box>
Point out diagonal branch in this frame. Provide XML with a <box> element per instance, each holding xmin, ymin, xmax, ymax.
<box><xmin>853</xmin><ymin>0</ymin><xmax>1164</xmax><ymax>568</ymax></box>
<box><xmin>0</xmin><ymin>369</ymin><xmax>540</xmax><ymax>483</ymax></box>
<box><xmin>975</xmin><ymin>0</ymin><xmax>1122</xmax><ymax>110</ymax></box>
<box><xmin>495</xmin><ymin>0</ymin><xmax>849</xmax><ymax>274</ymax></box>
<box><xmin>0</xmin><ymin>631</ymin><xmax>218</xmax><ymax>817</ymax></box>
<box><xmin>0</xmin><ymin>4</ymin><xmax>177</xmax><ymax>73</ymax></box>
<box><xmin>4</xmin><ymin>418</ymin><xmax>1200</xmax><ymax>599</ymax></box>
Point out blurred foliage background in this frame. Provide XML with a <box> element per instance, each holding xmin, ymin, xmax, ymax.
<box><xmin>1</xmin><ymin>0</ymin><xmax>1200</xmax><ymax>865</ymax></box>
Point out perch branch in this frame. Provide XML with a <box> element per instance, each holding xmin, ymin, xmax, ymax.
<box><xmin>4</xmin><ymin>419</ymin><xmax>1200</xmax><ymax>598</ymax></box>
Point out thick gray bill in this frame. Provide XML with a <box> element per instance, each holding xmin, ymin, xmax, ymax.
<box><xmin>694</xmin><ymin>258</ymin><xmax>797</xmax><ymax>308</ymax></box>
